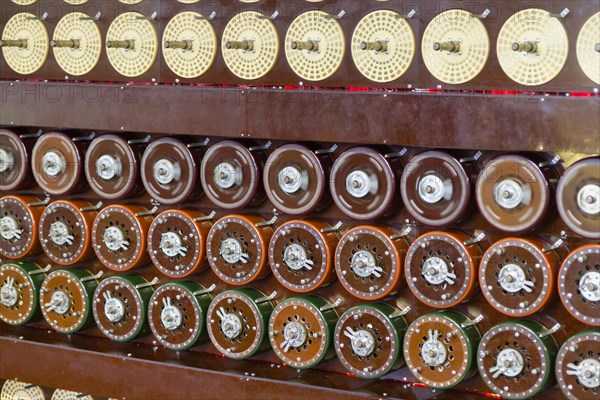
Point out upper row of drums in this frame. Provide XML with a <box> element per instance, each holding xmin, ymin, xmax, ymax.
<box><xmin>2</xmin><ymin>7</ymin><xmax>599</xmax><ymax>85</ymax></box>
<box><xmin>1</xmin><ymin>130</ymin><xmax>598</xmax><ymax>237</ymax></box>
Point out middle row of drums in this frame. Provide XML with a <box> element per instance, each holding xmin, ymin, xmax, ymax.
<box><xmin>2</xmin><ymin>130</ymin><xmax>598</xmax><ymax>237</ymax></box>
<box><xmin>1</xmin><ymin>195</ymin><xmax>598</xmax><ymax>324</ymax></box>
<box><xmin>3</xmin><ymin>9</ymin><xmax>599</xmax><ymax>85</ymax></box>
<box><xmin>0</xmin><ymin>260</ymin><xmax>596</xmax><ymax>399</ymax></box>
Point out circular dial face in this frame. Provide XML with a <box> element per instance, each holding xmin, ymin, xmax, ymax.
<box><xmin>141</xmin><ymin>137</ymin><xmax>201</xmax><ymax>205</ymax></box>
<box><xmin>401</xmin><ymin>151</ymin><xmax>474</xmax><ymax>227</ymax></box>
<box><xmin>0</xmin><ymin>195</ymin><xmax>42</xmax><ymax>259</ymax></box>
<box><xmin>162</xmin><ymin>11</ymin><xmax>217</xmax><ymax>79</ymax></box>
<box><xmin>52</xmin><ymin>12</ymin><xmax>102</xmax><ymax>76</ymax></box>
<box><xmin>32</xmin><ymin>132</ymin><xmax>87</xmax><ymax>196</ymax></box>
<box><xmin>206</xmin><ymin>215</ymin><xmax>273</xmax><ymax>285</ymax></box>
<box><xmin>106</xmin><ymin>12</ymin><xmax>158</xmax><ymax>77</ymax></box>
<box><xmin>335</xmin><ymin>226</ymin><xmax>406</xmax><ymax>300</ymax></box>
<box><xmin>51</xmin><ymin>389</ymin><xmax>93</xmax><ymax>400</ymax></box>
<box><xmin>404</xmin><ymin>311</ymin><xmax>480</xmax><ymax>388</ymax></box>
<box><xmin>351</xmin><ymin>9</ymin><xmax>415</xmax><ymax>83</ymax></box>
<box><xmin>422</xmin><ymin>9</ymin><xmax>490</xmax><ymax>84</ymax></box>
<box><xmin>330</xmin><ymin>147</ymin><xmax>402</xmax><ymax>220</ymax></box>
<box><xmin>206</xmin><ymin>288</ymin><xmax>274</xmax><ymax>360</ymax></box>
<box><xmin>269</xmin><ymin>220</ymin><xmax>338</xmax><ymax>292</ymax></box>
<box><xmin>1</xmin><ymin>13</ymin><xmax>49</xmax><ymax>75</ymax></box>
<box><xmin>0</xmin><ymin>129</ymin><xmax>34</xmax><ymax>192</ymax></box>
<box><xmin>148</xmin><ymin>281</ymin><xmax>212</xmax><ymax>350</ymax></box>
<box><xmin>335</xmin><ymin>303</ymin><xmax>407</xmax><ymax>379</ymax></box>
<box><xmin>85</xmin><ymin>134</ymin><xmax>142</xmax><ymax>200</ymax></box>
<box><xmin>39</xmin><ymin>200</ymin><xmax>96</xmax><ymax>265</ymax></box>
<box><xmin>268</xmin><ymin>296</ymin><xmax>337</xmax><ymax>369</ymax></box>
<box><xmin>405</xmin><ymin>231</ymin><xmax>481</xmax><ymax>308</ymax></box>
<box><xmin>201</xmin><ymin>140</ymin><xmax>265</xmax><ymax>210</ymax></box>
<box><xmin>476</xmin><ymin>155</ymin><xmax>551</xmax><ymax>233</ymax></box>
<box><xmin>480</xmin><ymin>238</ymin><xmax>557</xmax><ymax>317</ymax></box>
<box><xmin>92</xmin><ymin>205</ymin><xmax>151</xmax><ymax>271</ymax></box>
<box><xmin>557</xmin><ymin>157</ymin><xmax>600</xmax><ymax>239</ymax></box>
<box><xmin>497</xmin><ymin>8</ymin><xmax>569</xmax><ymax>86</ymax></box>
<box><xmin>221</xmin><ymin>11</ymin><xmax>279</xmax><ymax>80</ymax></box>
<box><xmin>0</xmin><ymin>262</ymin><xmax>45</xmax><ymax>326</ymax></box>
<box><xmin>577</xmin><ymin>12</ymin><xmax>600</xmax><ymax>85</ymax></box>
<box><xmin>477</xmin><ymin>320</ymin><xmax>557</xmax><ymax>399</ymax></box>
<box><xmin>558</xmin><ymin>245</ymin><xmax>600</xmax><ymax>326</ymax></box>
<box><xmin>40</xmin><ymin>269</ymin><xmax>97</xmax><ymax>334</ymax></box>
<box><xmin>1</xmin><ymin>381</ymin><xmax>44</xmax><ymax>400</ymax></box>
<box><xmin>556</xmin><ymin>331</ymin><xmax>600</xmax><ymax>400</ymax></box>
<box><xmin>148</xmin><ymin>209</ymin><xmax>211</xmax><ymax>278</ymax></box>
<box><xmin>285</xmin><ymin>10</ymin><xmax>346</xmax><ymax>81</ymax></box>
<box><xmin>92</xmin><ymin>275</ymin><xmax>153</xmax><ymax>342</ymax></box>
<box><xmin>263</xmin><ymin>143</ymin><xmax>331</xmax><ymax>215</ymax></box>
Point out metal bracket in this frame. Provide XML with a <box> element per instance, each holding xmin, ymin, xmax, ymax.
<box><xmin>255</xmin><ymin>215</ymin><xmax>278</xmax><ymax>227</ymax></box>
<box><xmin>550</xmin><ymin>8</ymin><xmax>570</xmax><ymax>19</ymax></box>
<box><xmin>249</xmin><ymin>141</ymin><xmax>272</xmax><ymax>152</ymax></box>
<box><xmin>324</xmin><ymin>10</ymin><xmax>345</xmax><ymax>20</ymax></box>
<box><xmin>80</xmin><ymin>201</ymin><xmax>103</xmax><ymax>212</ymax></box>
<box><xmin>135</xmin><ymin>206</ymin><xmax>158</xmax><ymax>217</ymax></box>
<box><xmin>385</xmin><ymin>148</ymin><xmax>408</xmax><ymax>159</ymax></box>
<box><xmin>193</xmin><ymin>283</ymin><xmax>216</xmax><ymax>296</ymax></box>
<box><xmin>396</xmin><ymin>9</ymin><xmax>417</xmax><ymax>20</ymax></box>
<box><xmin>187</xmin><ymin>138</ymin><xmax>211</xmax><ymax>148</ymax></box>
<box><xmin>20</xmin><ymin>130</ymin><xmax>43</xmax><ymax>139</ymax></box>
<box><xmin>135</xmin><ymin>277</ymin><xmax>159</xmax><ymax>290</ymax></box>
<box><xmin>539</xmin><ymin>155</ymin><xmax>561</xmax><ymax>168</ymax></box>
<box><xmin>256</xmin><ymin>291</ymin><xmax>278</xmax><ymax>304</ymax></box>
<box><xmin>257</xmin><ymin>11</ymin><xmax>279</xmax><ymax>20</ymax></box>
<box><xmin>73</xmin><ymin>132</ymin><xmax>96</xmax><ymax>142</ymax></box>
<box><xmin>136</xmin><ymin>11</ymin><xmax>158</xmax><ymax>21</ymax></box>
<box><xmin>315</xmin><ymin>144</ymin><xmax>337</xmax><ymax>155</ymax></box>
<box><xmin>194</xmin><ymin>210</ymin><xmax>216</xmax><ymax>222</ymax></box>
<box><xmin>26</xmin><ymin>12</ymin><xmax>48</xmax><ymax>21</ymax></box>
<box><xmin>320</xmin><ymin>221</ymin><xmax>343</xmax><ymax>233</ymax></box>
<box><xmin>464</xmin><ymin>231</ymin><xmax>486</xmax><ymax>246</ymax></box>
<box><xmin>475</xmin><ymin>9</ymin><xmax>491</xmax><ymax>19</ymax></box>
<box><xmin>461</xmin><ymin>314</ymin><xmax>484</xmax><ymax>328</ymax></box>
<box><xmin>389</xmin><ymin>305</ymin><xmax>411</xmax><ymax>319</ymax></box>
<box><xmin>195</xmin><ymin>11</ymin><xmax>217</xmax><ymax>21</ymax></box>
<box><xmin>460</xmin><ymin>151</ymin><xmax>483</xmax><ymax>163</ymax></box>
<box><xmin>27</xmin><ymin>196</ymin><xmax>50</xmax><ymax>207</ymax></box>
<box><xmin>29</xmin><ymin>264</ymin><xmax>52</xmax><ymax>276</ymax></box>
<box><xmin>390</xmin><ymin>225</ymin><xmax>412</xmax><ymax>240</ymax></box>
<box><xmin>81</xmin><ymin>271</ymin><xmax>104</xmax><ymax>282</ymax></box>
<box><xmin>543</xmin><ymin>238</ymin><xmax>564</xmax><ymax>253</ymax></box>
<box><xmin>540</xmin><ymin>323</ymin><xmax>562</xmax><ymax>338</ymax></box>
<box><xmin>128</xmin><ymin>135</ymin><xmax>152</xmax><ymax>145</ymax></box>
<box><xmin>80</xmin><ymin>12</ymin><xmax>102</xmax><ymax>22</ymax></box>
<box><xmin>320</xmin><ymin>298</ymin><xmax>342</xmax><ymax>312</ymax></box>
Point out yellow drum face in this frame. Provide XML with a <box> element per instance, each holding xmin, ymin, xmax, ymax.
<box><xmin>577</xmin><ymin>12</ymin><xmax>600</xmax><ymax>85</ymax></box>
<box><xmin>422</xmin><ymin>9</ymin><xmax>489</xmax><ymax>84</ymax></box>
<box><xmin>163</xmin><ymin>12</ymin><xmax>217</xmax><ymax>79</ymax></box>
<box><xmin>285</xmin><ymin>10</ymin><xmax>346</xmax><ymax>82</ymax></box>
<box><xmin>2</xmin><ymin>13</ymin><xmax>49</xmax><ymax>75</ymax></box>
<box><xmin>52</xmin><ymin>12</ymin><xmax>102</xmax><ymax>76</ymax></box>
<box><xmin>497</xmin><ymin>8</ymin><xmax>569</xmax><ymax>86</ymax></box>
<box><xmin>106</xmin><ymin>12</ymin><xmax>158</xmax><ymax>77</ymax></box>
<box><xmin>351</xmin><ymin>10</ymin><xmax>415</xmax><ymax>83</ymax></box>
<box><xmin>221</xmin><ymin>11</ymin><xmax>279</xmax><ymax>80</ymax></box>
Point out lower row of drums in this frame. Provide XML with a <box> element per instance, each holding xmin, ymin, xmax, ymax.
<box><xmin>0</xmin><ymin>262</ymin><xmax>596</xmax><ymax>399</ymax></box>
<box><xmin>2</xmin><ymin>130</ymin><xmax>598</xmax><ymax>238</ymax></box>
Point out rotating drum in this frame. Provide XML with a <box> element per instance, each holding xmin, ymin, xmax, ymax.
<box><xmin>285</xmin><ymin>10</ymin><xmax>345</xmax><ymax>81</ymax></box>
<box><xmin>497</xmin><ymin>8</ymin><xmax>569</xmax><ymax>86</ymax></box>
<box><xmin>206</xmin><ymin>214</ymin><xmax>273</xmax><ymax>286</ymax></box>
<box><xmin>206</xmin><ymin>288</ymin><xmax>274</xmax><ymax>360</ymax></box>
<box><xmin>0</xmin><ymin>129</ymin><xmax>36</xmax><ymax>192</ymax></box>
<box><xmin>39</xmin><ymin>200</ymin><xmax>97</xmax><ymax>266</ymax></box>
<box><xmin>335</xmin><ymin>225</ymin><xmax>407</xmax><ymax>300</ymax></box>
<box><xmin>148</xmin><ymin>281</ymin><xmax>213</xmax><ymax>350</ymax></box>
<box><xmin>85</xmin><ymin>134</ymin><xmax>145</xmax><ymax>200</ymax></box>
<box><xmin>577</xmin><ymin>12</ymin><xmax>600</xmax><ymax>85</ymax></box>
<box><xmin>556</xmin><ymin>331</ymin><xmax>600</xmax><ymax>400</ymax></box>
<box><xmin>421</xmin><ymin>9</ymin><xmax>490</xmax><ymax>84</ymax></box>
<box><xmin>330</xmin><ymin>147</ymin><xmax>402</xmax><ymax>220</ymax></box>
<box><xmin>263</xmin><ymin>143</ymin><xmax>332</xmax><ymax>215</ymax></box>
<box><xmin>92</xmin><ymin>204</ymin><xmax>152</xmax><ymax>272</ymax></box>
<box><xmin>557</xmin><ymin>157</ymin><xmax>599</xmax><ymax>239</ymax></box>
<box><xmin>480</xmin><ymin>237</ymin><xmax>558</xmax><ymax>317</ymax></box>
<box><xmin>0</xmin><ymin>262</ymin><xmax>46</xmax><ymax>326</ymax></box>
<box><xmin>476</xmin><ymin>154</ymin><xmax>556</xmax><ymax>233</ymax></box>
<box><xmin>0</xmin><ymin>195</ymin><xmax>43</xmax><ymax>259</ymax></box>
<box><xmin>400</xmin><ymin>151</ymin><xmax>476</xmax><ymax>227</ymax></box>
<box><xmin>200</xmin><ymin>140</ymin><xmax>266</xmax><ymax>210</ymax></box>
<box><xmin>148</xmin><ymin>209</ymin><xmax>212</xmax><ymax>278</ymax></box>
<box><xmin>92</xmin><ymin>275</ymin><xmax>155</xmax><ymax>342</ymax></box>
<box><xmin>52</xmin><ymin>12</ymin><xmax>102</xmax><ymax>76</ymax></box>
<box><xmin>1</xmin><ymin>12</ymin><xmax>49</xmax><ymax>75</ymax></box>
<box><xmin>403</xmin><ymin>310</ymin><xmax>481</xmax><ymax>388</ymax></box>
<box><xmin>405</xmin><ymin>231</ymin><xmax>481</xmax><ymax>308</ymax></box>
<box><xmin>558</xmin><ymin>245</ymin><xmax>600</xmax><ymax>326</ymax></box>
<box><xmin>477</xmin><ymin>320</ymin><xmax>558</xmax><ymax>399</ymax></box>
<box><xmin>0</xmin><ymin>381</ymin><xmax>44</xmax><ymax>400</ymax></box>
<box><xmin>40</xmin><ymin>269</ymin><xmax>99</xmax><ymax>334</ymax></box>
<box><xmin>51</xmin><ymin>389</ymin><xmax>94</xmax><ymax>400</ymax></box>
<box><xmin>268</xmin><ymin>295</ymin><xmax>338</xmax><ymax>369</ymax></box>
<box><xmin>141</xmin><ymin>137</ymin><xmax>203</xmax><ymax>205</ymax></box>
<box><xmin>334</xmin><ymin>303</ymin><xmax>407</xmax><ymax>379</ymax></box>
<box><xmin>269</xmin><ymin>220</ymin><xmax>339</xmax><ymax>293</ymax></box>
<box><xmin>31</xmin><ymin>132</ymin><xmax>88</xmax><ymax>196</ymax></box>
